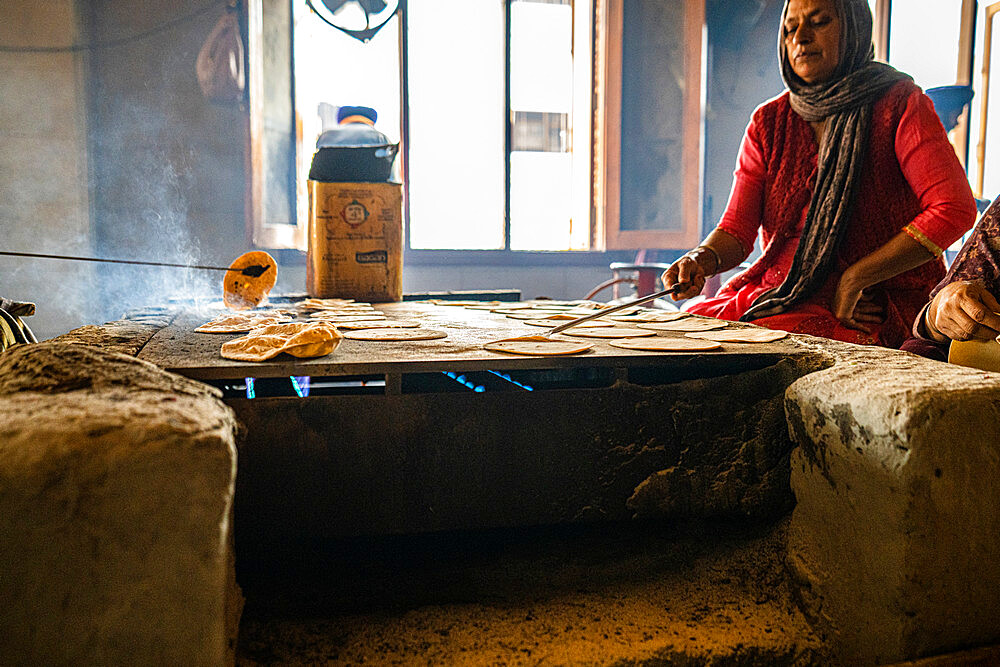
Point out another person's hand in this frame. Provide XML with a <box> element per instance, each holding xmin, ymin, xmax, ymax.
<box><xmin>925</xmin><ymin>280</ymin><xmax>1000</xmax><ymax>343</ymax></box>
<box><xmin>661</xmin><ymin>247</ymin><xmax>716</xmax><ymax>300</ymax></box>
<box><xmin>833</xmin><ymin>272</ymin><xmax>884</xmax><ymax>333</ymax></box>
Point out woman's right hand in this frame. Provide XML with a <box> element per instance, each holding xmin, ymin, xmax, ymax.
<box><xmin>926</xmin><ymin>280</ymin><xmax>1000</xmax><ymax>343</ymax></box>
<box><xmin>661</xmin><ymin>249</ymin><xmax>710</xmax><ymax>300</ymax></box>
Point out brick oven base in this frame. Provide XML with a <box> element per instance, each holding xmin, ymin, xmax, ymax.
<box><xmin>17</xmin><ymin>308</ymin><xmax>1000</xmax><ymax>665</ymax></box>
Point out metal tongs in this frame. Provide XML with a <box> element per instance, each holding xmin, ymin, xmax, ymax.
<box><xmin>542</xmin><ymin>282</ymin><xmax>690</xmax><ymax>337</ymax></box>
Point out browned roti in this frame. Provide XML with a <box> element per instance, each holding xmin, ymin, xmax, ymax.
<box><xmin>342</xmin><ymin>328</ymin><xmax>447</xmax><ymax>341</ymax></box>
<box><xmin>608</xmin><ymin>337</ymin><xmax>723</xmax><ymax>352</ymax></box>
<box><xmin>484</xmin><ymin>339</ymin><xmax>593</xmax><ymax>356</ymax></box>
<box><xmin>223</xmin><ymin>251</ymin><xmax>278</xmax><ymax>310</ymax></box>
<box><xmin>220</xmin><ymin>321</ymin><xmax>342</xmax><ymax>361</ymax></box>
<box><xmin>685</xmin><ymin>328</ymin><xmax>788</xmax><ymax>343</ymax></box>
<box><xmin>636</xmin><ymin>318</ymin><xmax>729</xmax><ymax>332</ymax></box>
<box><xmin>563</xmin><ymin>327</ymin><xmax>656</xmax><ymax>338</ymax></box>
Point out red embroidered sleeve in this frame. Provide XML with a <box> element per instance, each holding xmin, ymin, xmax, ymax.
<box><xmin>715</xmin><ymin>113</ymin><xmax>766</xmax><ymax>256</ymax></box>
<box><xmin>896</xmin><ymin>88</ymin><xmax>978</xmax><ymax>254</ymax></box>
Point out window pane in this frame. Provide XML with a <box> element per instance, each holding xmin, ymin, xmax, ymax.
<box><xmin>619</xmin><ymin>0</ymin><xmax>687</xmax><ymax>233</ymax></box>
<box><xmin>293</xmin><ymin>5</ymin><xmax>401</xmax><ymax>226</ymax></box>
<box><xmin>509</xmin><ymin>0</ymin><xmax>576</xmax><ymax>251</ymax></box>
<box><xmin>407</xmin><ymin>0</ymin><xmax>505</xmax><ymax>250</ymax></box>
<box><xmin>889</xmin><ymin>0</ymin><xmax>963</xmax><ymax>89</ymax></box>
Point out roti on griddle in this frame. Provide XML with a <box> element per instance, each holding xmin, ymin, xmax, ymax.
<box><xmin>608</xmin><ymin>337</ymin><xmax>723</xmax><ymax>352</ymax></box>
<box><xmin>502</xmin><ymin>310</ymin><xmax>568</xmax><ymax>320</ymax></box>
<box><xmin>636</xmin><ymin>318</ymin><xmax>729</xmax><ymax>332</ymax></box>
<box><xmin>430</xmin><ymin>300</ymin><xmax>500</xmax><ymax>307</ymax></box>
<box><xmin>308</xmin><ymin>314</ymin><xmax>387</xmax><ymax>323</ymax></box>
<box><xmin>563</xmin><ymin>327</ymin><xmax>657</xmax><ymax>338</ymax></box>
<box><xmin>522</xmin><ymin>319</ymin><xmax>614</xmax><ymax>328</ymax></box>
<box><xmin>220</xmin><ymin>321</ymin><xmax>341</xmax><ymax>361</ymax></box>
<box><xmin>483</xmin><ymin>338</ymin><xmax>593</xmax><ymax>356</ymax></box>
<box><xmin>223</xmin><ymin>250</ymin><xmax>277</xmax><ymax>310</ymax></box>
<box><xmin>334</xmin><ymin>320</ymin><xmax>422</xmax><ymax>330</ymax></box>
<box><xmin>195</xmin><ymin>312</ymin><xmax>291</xmax><ymax>333</ymax></box>
<box><xmin>298</xmin><ymin>298</ymin><xmax>362</xmax><ymax>310</ymax></box>
<box><xmin>685</xmin><ymin>328</ymin><xmax>788</xmax><ymax>343</ymax></box>
<box><xmin>343</xmin><ymin>328</ymin><xmax>447</xmax><ymax>341</ymax></box>
<box><xmin>610</xmin><ymin>311</ymin><xmax>689</xmax><ymax>323</ymax></box>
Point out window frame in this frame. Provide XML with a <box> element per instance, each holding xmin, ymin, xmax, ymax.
<box><xmin>247</xmin><ymin>0</ymin><xmax>706</xmax><ymax>263</ymax></box>
<box><xmin>594</xmin><ymin>0</ymin><xmax>704</xmax><ymax>251</ymax></box>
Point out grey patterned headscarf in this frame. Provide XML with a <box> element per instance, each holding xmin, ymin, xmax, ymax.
<box><xmin>740</xmin><ymin>0</ymin><xmax>910</xmax><ymax>321</ymax></box>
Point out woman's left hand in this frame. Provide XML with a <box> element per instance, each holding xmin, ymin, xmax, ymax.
<box><xmin>833</xmin><ymin>270</ymin><xmax>883</xmax><ymax>333</ymax></box>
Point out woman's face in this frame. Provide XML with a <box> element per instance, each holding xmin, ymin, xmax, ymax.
<box><xmin>784</xmin><ymin>0</ymin><xmax>842</xmax><ymax>84</ymax></box>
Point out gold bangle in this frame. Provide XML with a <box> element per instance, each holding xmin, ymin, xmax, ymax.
<box><xmin>694</xmin><ymin>245</ymin><xmax>722</xmax><ymax>275</ymax></box>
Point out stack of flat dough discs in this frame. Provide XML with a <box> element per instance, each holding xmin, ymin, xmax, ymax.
<box><xmin>563</xmin><ymin>327</ymin><xmax>657</xmax><ymax>338</ymax></box>
<box><xmin>685</xmin><ymin>328</ymin><xmax>788</xmax><ymax>343</ymax></box>
<box><xmin>636</xmin><ymin>318</ymin><xmax>729</xmax><ymax>332</ymax></box>
<box><xmin>484</xmin><ymin>337</ymin><xmax>593</xmax><ymax>356</ymax></box>
<box><xmin>608</xmin><ymin>337</ymin><xmax>723</xmax><ymax>352</ymax></box>
<box><xmin>343</xmin><ymin>328</ymin><xmax>447</xmax><ymax>341</ymax></box>
<box><xmin>195</xmin><ymin>311</ymin><xmax>292</xmax><ymax>333</ymax></box>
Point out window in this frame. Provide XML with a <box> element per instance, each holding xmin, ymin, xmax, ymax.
<box><xmin>247</xmin><ymin>0</ymin><xmax>705</xmax><ymax>255</ymax></box>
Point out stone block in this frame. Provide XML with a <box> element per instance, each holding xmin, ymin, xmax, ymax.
<box><xmin>784</xmin><ymin>339</ymin><xmax>1000</xmax><ymax>664</ymax></box>
<box><xmin>0</xmin><ymin>343</ymin><xmax>240</xmax><ymax>665</ymax></box>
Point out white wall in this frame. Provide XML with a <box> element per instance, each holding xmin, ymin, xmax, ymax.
<box><xmin>0</xmin><ymin>0</ymin><xmax>93</xmax><ymax>341</ymax></box>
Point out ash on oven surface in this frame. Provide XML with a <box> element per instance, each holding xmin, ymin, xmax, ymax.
<box><xmin>235</xmin><ymin>518</ymin><xmax>824</xmax><ymax>666</ymax></box>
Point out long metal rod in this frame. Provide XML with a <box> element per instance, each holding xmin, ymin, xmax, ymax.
<box><xmin>545</xmin><ymin>283</ymin><xmax>687</xmax><ymax>336</ymax></box>
<box><xmin>0</xmin><ymin>250</ymin><xmax>242</xmax><ymax>274</ymax></box>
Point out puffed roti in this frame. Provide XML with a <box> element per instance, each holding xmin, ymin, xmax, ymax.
<box><xmin>220</xmin><ymin>321</ymin><xmax>341</xmax><ymax>361</ymax></box>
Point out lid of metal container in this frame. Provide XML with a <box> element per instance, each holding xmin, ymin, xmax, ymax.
<box><xmin>316</xmin><ymin>105</ymin><xmax>392</xmax><ymax>148</ymax></box>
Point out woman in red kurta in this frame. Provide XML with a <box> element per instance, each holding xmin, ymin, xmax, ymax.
<box><xmin>662</xmin><ymin>0</ymin><xmax>976</xmax><ymax>347</ymax></box>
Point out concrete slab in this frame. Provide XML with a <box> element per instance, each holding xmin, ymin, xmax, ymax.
<box><xmin>785</xmin><ymin>337</ymin><xmax>1000</xmax><ymax>664</ymax></box>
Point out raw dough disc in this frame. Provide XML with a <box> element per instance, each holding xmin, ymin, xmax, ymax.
<box><xmin>502</xmin><ymin>310</ymin><xmax>569</xmax><ymax>320</ymax></box>
<box><xmin>343</xmin><ymin>328</ymin><xmax>447</xmax><ymax>341</ymax></box>
<box><xmin>608</xmin><ymin>337</ymin><xmax>723</xmax><ymax>352</ymax></box>
<box><xmin>484</xmin><ymin>339</ymin><xmax>593</xmax><ymax>356</ymax></box>
<box><xmin>522</xmin><ymin>319</ymin><xmax>614</xmax><ymax>328</ymax></box>
<box><xmin>223</xmin><ymin>251</ymin><xmax>278</xmax><ymax>310</ymax></box>
<box><xmin>636</xmin><ymin>318</ymin><xmax>729</xmax><ymax>332</ymax></box>
<box><xmin>309</xmin><ymin>314</ymin><xmax>387</xmax><ymax>322</ymax></box>
<box><xmin>563</xmin><ymin>327</ymin><xmax>656</xmax><ymax>338</ymax></box>
<box><xmin>610</xmin><ymin>311</ymin><xmax>689</xmax><ymax>323</ymax></box>
<box><xmin>685</xmin><ymin>328</ymin><xmax>788</xmax><ymax>343</ymax></box>
<box><xmin>335</xmin><ymin>320</ymin><xmax>423</xmax><ymax>330</ymax></box>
